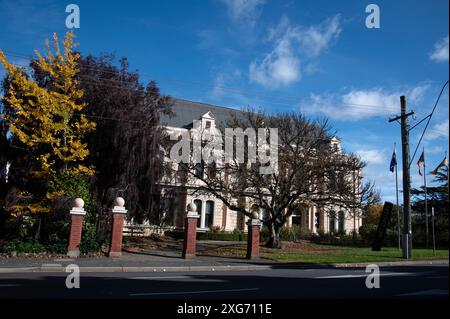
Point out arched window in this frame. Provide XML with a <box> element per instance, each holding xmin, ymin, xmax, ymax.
<box><xmin>205</xmin><ymin>200</ymin><xmax>214</xmax><ymax>228</ymax></box>
<box><xmin>194</xmin><ymin>199</ymin><xmax>202</xmax><ymax>227</ymax></box>
<box><xmin>315</xmin><ymin>212</ymin><xmax>321</xmax><ymax>230</ymax></box>
<box><xmin>338</xmin><ymin>211</ymin><xmax>345</xmax><ymax>234</ymax></box>
<box><xmin>329</xmin><ymin>211</ymin><xmax>336</xmax><ymax>234</ymax></box>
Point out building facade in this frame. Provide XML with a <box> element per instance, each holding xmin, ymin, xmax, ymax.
<box><xmin>157</xmin><ymin>99</ymin><xmax>363</xmax><ymax>235</ymax></box>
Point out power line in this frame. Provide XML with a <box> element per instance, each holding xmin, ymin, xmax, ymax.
<box><xmin>0</xmin><ymin>62</ymin><xmax>398</xmax><ymax>119</ymax></box>
<box><xmin>0</xmin><ymin>49</ymin><xmax>401</xmax><ymax>112</ymax></box>
<box><xmin>409</xmin><ymin>80</ymin><xmax>449</xmax><ymax>167</ymax></box>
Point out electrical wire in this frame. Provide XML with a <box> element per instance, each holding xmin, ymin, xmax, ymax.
<box><xmin>0</xmin><ymin>49</ymin><xmax>401</xmax><ymax>112</ymax></box>
<box><xmin>409</xmin><ymin>80</ymin><xmax>449</xmax><ymax>167</ymax></box>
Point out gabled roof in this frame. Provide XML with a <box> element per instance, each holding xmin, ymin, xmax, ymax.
<box><xmin>160</xmin><ymin>99</ymin><xmax>243</xmax><ymax>129</ymax></box>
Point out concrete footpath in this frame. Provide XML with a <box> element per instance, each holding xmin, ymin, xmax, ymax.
<box><xmin>0</xmin><ymin>250</ymin><xmax>447</xmax><ymax>273</ymax></box>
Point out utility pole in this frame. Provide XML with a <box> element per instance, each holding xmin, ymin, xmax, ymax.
<box><xmin>389</xmin><ymin>96</ymin><xmax>414</xmax><ymax>259</ymax></box>
<box><xmin>395</xmin><ymin>148</ymin><xmax>401</xmax><ymax>250</ymax></box>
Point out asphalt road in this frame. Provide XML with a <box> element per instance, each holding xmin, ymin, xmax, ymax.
<box><xmin>0</xmin><ymin>264</ymin><xmax>447</xmax><ymax>299</ymax></box>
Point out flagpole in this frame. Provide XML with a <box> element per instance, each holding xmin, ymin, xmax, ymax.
<box><xmin>395</xmin><ymin>143</ymin><xmax>401</xmax><ymax>250</ymax></box>
<box><xmin>431</xmin><ymin>207</ymin><xmax>436</xmax><ymax>256</ymax></box>
<box><xmin>423</xmin><ymin>147</ymin><xmax>429</xmax><ymax>248</ymax></box>
<box><xmin>447</xmin><ymin>151</ymin><xmax>449</xmax><ymax>201</ymax></box>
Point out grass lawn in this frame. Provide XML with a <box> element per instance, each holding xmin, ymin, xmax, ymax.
<box><xmin>261</xmin><ymin>245</ymin><xmax>449</xmax><ymax>264</ymax></box>
<box><xmin>196</xmin><ymin>240</ymin><xmax>448</xmax><ymax>264</ymax></box>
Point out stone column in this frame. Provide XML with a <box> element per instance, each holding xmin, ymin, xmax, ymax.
<box><xmin>246</xmin><ymin>209</ymin><xmax>262</xmax><ymax>259</ymax></box>
<box><xmin>108</xmin><ymin>197</ymin><xmax>128</xmax><ymax>257</ymax></box>
<box><xmin>67</xmin><ymin>198</ymin><xmax>86</xmax><ymax>258</ymax></box>
<box><xmin>200</xmin><ymin>200</ymin><xmax>206</xmax><ymax>229</ymax></box>
<box><xmin>182</xmin><ymin>203</ymin><xmax>200</xmax><ymax>259</ymax></box>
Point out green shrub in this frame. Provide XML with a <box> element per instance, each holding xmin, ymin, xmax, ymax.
<box><xmin>359</xmin><ymin>223</ymin><xmax>377</xmax><ymax>243</ymax></box>
<box><xmin>3</xmin><ymin>239</ymin><xmax>46</xmax><ymax>254</ymax></box>
<box><xmin>45</xmin><ymin>242</ymin><xmax>67</xmax><ymax>254</ymax></box>
<box><xmin>260</xmin><ymin>225</ymin><xmax>270</xmax><ymax>242</ymax></box>
<box><xmin>79</xmin><ymin>222</ymin><xmax>101</xmax><ymax>254</ymax></box>
<box><xmin>279</xmin><ymin>225</ymin><xmax>312</xmax><ymax>242</ymax></box>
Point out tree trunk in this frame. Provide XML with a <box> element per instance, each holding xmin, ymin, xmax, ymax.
<box><xmin>265</xmin><ymin>222</ymin><xmax>282</xmax><ymax>248</ymax></box>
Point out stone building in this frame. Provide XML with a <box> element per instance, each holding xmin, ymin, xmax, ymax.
<box><xmin>157</xmin><ymin>99</ymin><xmax>363</xmax><ymax>235</ymax></box>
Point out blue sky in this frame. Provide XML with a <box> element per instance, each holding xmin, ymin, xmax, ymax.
<box><xmin>0</xmin><ymin>0</ymin><xmax>448</xmax><ymax>203</ymax></box>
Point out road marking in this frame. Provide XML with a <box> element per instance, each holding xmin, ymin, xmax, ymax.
<box><xmin>0</xmin><ymin>284</ymin><xmax>21</xmax><ymax>287</ymax></box>
<box><xmin>396</xmin><ymin>289</ymin><xmax>448</xmax><ymax>297</ymax></box>
<box><xmin>131</xmin><ymin>276</ymin><xmax>189</xmax><ymax>280</ymax></box>
<box><xmin>130</xmin><ymin>276</ymin><xmax>225</xmax><ymax>282</ymax></box>
<box><xmin>130</xmin><ymin>287</ymin><xmax>259</xmax><ymax>296</ymax></box>
<box><xmin>315</xmin><ymin>272</ymin><xmax>415</xmax><ymax>279</ymax></box>
<box><xmin>41</xmin><ymin>264</ymin><xmax>62</xmax><ymax>267</ymax></box>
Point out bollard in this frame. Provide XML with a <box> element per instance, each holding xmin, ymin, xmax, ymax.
<box><xmin>108</xmin><ymin>197</ymin><xmax>128</xmax><ymax>257</ymax></box>
<box><xmin>182</xmin><ymin>203</ymin><xmax>200</xmax><ymax>259</ymax></box>
<box><xmin>246</xmin><ymin>209</ymin><xmax>262</xmax><ymax>259</ymax></box>
<box><xmin>67</xmin><ymin>198</ymin><xmax>86</xmax><ymax>258</ymax></box>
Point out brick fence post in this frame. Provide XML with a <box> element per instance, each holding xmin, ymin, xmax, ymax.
<box><xmin>108</xmin><ymin>197</ymin><xmax>128</xmax><ymax>257</ymax></box>
<box><xmin>246</xmin><ymin>209</ymin><xmax>262</xmax><ymax>259</ymax></box>
<box><xmin>67</xmin><ymin>198</ymin><xmax>86</xmax><ymax>258</ymax></box>
<box><xmin>182</xmin><ymin>203</ymin><xmax>200</xmax><ymax>259</ymax></box>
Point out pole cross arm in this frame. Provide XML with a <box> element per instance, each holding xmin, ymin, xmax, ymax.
<box><xmin>388</xmin><ymin>111</ymin><xmax>415</xmax><ymax>123</ymax></box>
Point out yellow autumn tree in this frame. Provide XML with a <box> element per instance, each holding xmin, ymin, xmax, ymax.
<box><xmin>0</xmin><ymin>31</ymin><xmax>96</xmax><ymax>215</ymax></box>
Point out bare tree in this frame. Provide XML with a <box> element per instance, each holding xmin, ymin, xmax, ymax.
<box><xmin>173</xmin><ymin>109</ymin><xmax>367</xmax><ymax>248</ymax></box>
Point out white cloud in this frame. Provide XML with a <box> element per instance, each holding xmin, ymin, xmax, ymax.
<box><xmin>356</xmin><ymin>149</ymin><xmax>387</xmax><ymax>165</ymax></box>
<box><xmin>249</xmin><ymin>37</ymin><xmax>301</xmax><ymax>87</ymax></box>
<box><xmin>301</xmin><ymin>85</ymin><xmax>429</xmax><ymax>121</ymax></box>
<box><xmin>429</xmin><ymin>35</ymin><xmax>449</xmax><ymax>63</ymax></box>
<box><xmin>249</xmin><ymin>15</ymin><xmax>341</xmax><ymax>88</ymax></box>
<box><xmin>220</xmin><ymin>0</ymin><xmax>265</xmax><ymax>28</ymax></box>
<box><xmin>424</xmin><ymin>119</ymin><xmax>449</xmax><ymax>141</ymax></box>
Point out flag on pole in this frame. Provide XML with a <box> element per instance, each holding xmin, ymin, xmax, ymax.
<box><xmin>417</xmin><ymin>151</ymin><xmax>425</xmax><ymax>176</ymax></box>
<box><xmin>431</xmin><ymin>156</ymin><xmax>448</xmax><ymax>175</ymax></box>
<box><xmin>389</xmin><ymin>149</ymin><xmax>397</xmax><ymax>172</ymax></box>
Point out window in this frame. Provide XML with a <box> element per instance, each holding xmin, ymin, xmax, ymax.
<box><xmin>338</xmin><ymin>211</ymin><xmax>345</xmax><ymax>234</ymax></box>
<box><xmin>194</xmin><ymin>199</ymin><xmax>202</xmax><ymax>227</ymax></box>
<box><xmin>194</xmin><ymin>161</ymin><xmax>205</xmax><ymax>178</ymax></box>
<box><xmin>205</xmin><ymin>121</ymin><xmax>211</xmax><ymax>129</ymax></box>
<box><xmin>315</xmin><ymin>212</ymin><xmax>320</xmax><ymax>230</ymax></box>
<box><xmin>205</xmin><ymin>201</ymin><xmax>214</xmax><ymax>228</ymax></box>
<box><xmin>292</xmin><ymin>214</ymin><xmax>301</xmax><ymax>226</ymax></box>
<box><xmin>329</xmin><ymin>211</ymin><xmax>336</xmax><ymax>234</ymax></box>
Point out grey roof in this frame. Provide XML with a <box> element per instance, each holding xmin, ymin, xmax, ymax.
<box><xmin>160</xmin><ymin>99</ymin><xmax>243</xmax><ymax>129</ymax></box>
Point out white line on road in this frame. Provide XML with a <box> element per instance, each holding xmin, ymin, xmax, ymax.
<box><xmin>0</xmin><ymin>284</ymin><xmax>21</xmax><ymax>287</ymax></box>
<box><xmin>315</xmin><ymin>272</ymin><xmax>415</xmax><ymax>279</ymax></box>
<box><xmin>131</xmin><ymin>276</ymin><xmax>189</xmax><ymax>280</ymax></box>
<box><xmin>396</xmin><ymin>289</ymin><xmax>448</xmax><ymax>297</ymax></box>
<box><xmin>130</xmin><ymin>287</ymin><xmax>259</xmax><ymax>296</ymax></box>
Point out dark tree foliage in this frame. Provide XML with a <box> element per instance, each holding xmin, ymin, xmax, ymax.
<box><xmin>30</xmin><ymin>53</ymin><xmax>173</xmax><ymax>237</ymax></box>
<box><xmin>411</xmin><ymin>167</ymin><xmax>449</xmax><ymax>247</ymax></box>
<box><xmin>78</xmin><ymin>55</ymin><xmax>173</xmax><ymax>224</ymax></box>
